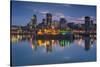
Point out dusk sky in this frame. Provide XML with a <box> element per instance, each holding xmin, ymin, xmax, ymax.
<box><xmin>11</xmin><ymin>1</ymin><xmax>96</xmax><ymax>26</ymax></box>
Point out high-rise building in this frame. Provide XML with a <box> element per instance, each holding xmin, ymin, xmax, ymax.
<box><xmin>67</xmin><ymin>22</ymin><xmax>74</xmax><ymax>30</ymax></box>
<box><xmin>27</xmin><ymin>15</ymin><xmax>37</xmax><ymax>29</ymax></box>
<box><xmin>46</xmin><ymin>13</ymin><xmax>52</xmax><ymax>26</ymax></box>
<box><xmin>85</xmin><ymin>16</ymin><xmax>91</xmax><ymax>31</ymax></box>
<box><xmin>42</xmin><ymin>18</ymin><xmax>46</xmax><ymax>25</ymax></box>
<box><xmin>59</xmin><ymin>17</ymin><xmax>67</xmax><ymax>29</ymax></box>
<box><xmin>90</xmin><ymin>20</ymin><xmax>93</xmax><ymax>25</ymax></box>
<box><xmin>90</xmin><ymin>20</ymin><xmax>94</xmax><ymax>29</ymax></box>
<box><xmin>50</xmin><ymin>20</ymin><xmax>59</xmax><ymax>28</ymax></box>
<box><xmin>31</xmin><ymin>15</ymin><xmax>37</xmax><ymax>26</ymax></box>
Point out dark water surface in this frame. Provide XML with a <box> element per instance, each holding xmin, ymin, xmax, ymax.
<box><xmin>11</xmin><ymin>35</ymin><xmax>96</xmax><ymax>66</ymax></box>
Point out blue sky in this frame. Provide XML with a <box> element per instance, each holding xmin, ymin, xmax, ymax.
<box><xmin>11</xmin><ymin>1</ymin><xmax>96</xmax><ymax>25</ymax></box>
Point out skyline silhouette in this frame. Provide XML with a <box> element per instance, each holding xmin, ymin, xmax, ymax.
<box><xmin>11</xmin><ymin>1</ymin><xmax>96</xmax><ymax>25</ymax></box>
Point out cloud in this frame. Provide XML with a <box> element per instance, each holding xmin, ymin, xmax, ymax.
<box><xmin>75</xmin><ymin>16</ymin><xmax>85</xmax><ymax>21</ymax></box>
<box><xmin>52</xmin><ymin>12</ymin><xmax>74</xmax><ymax>20</ymax></box>
<box><xmin>39</xmin><ymin>10</ymin><xmax>50</xmax><ymax>14</ymax></box>
<box><xmin>63</xmin><ymin>4</ymin><xmax>72</xmax><ymax>7</ymax></box>
<box><xmin>33</xmin><ymin>9</ymin><xmax>96</xmax><ymax>24</ymax></box>
<box><xmin>33</xmin><ymin>9</ymin><xmax>38</xmax><ymax>12</ymax></box>
<box><xmin>74</xmin><ymin>16</ymin><xmax>96</xmax><ymax>23</ymax></box>
<box><xmin>53</xmin><ymin>4</ymin><xmax>72</xmax><ymax>7</ymax></box>
<box><xmin>33</xmin><ymin>10</ymin><xmax>65</xmax><ymax>20</ymax></box>
<box><xmin>55</xmin><ymin>12</ymin><xmax>65</xmax><ymax>18</ymax></box>
<box><xmin>71</xmin><ymin>17</ymin><xmax>85</xmax><ymax>24</ymax></box>
<box><xmin>33</xmin><ymin>9</ymin><xmax>50</xmax><ymax>15</ymax></box>
<box><xmin>52</xmin><ymin>12</ymin><xmax>66</xmax><ymax>20</ymax></box>
<box><xmin>66</xmin><ymin>16</ymin><xmax>74</xmax><ymax>19</ymax></box>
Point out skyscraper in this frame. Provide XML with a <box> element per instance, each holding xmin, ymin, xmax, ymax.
<box><xmin>85</xmin><ymin>16</ymin><xmax>91</xmax><ymax>31</ymax></box>
<box><xmin>46</xmin><ymin>13</ymin><xmax>52</xmax><ymax>26</ymax></box>
<box><xmin>90</xmin><ymin>20</ymin><xmax>93</xmax><ymax>25</ymax></box>
<box><xmin>31</xmin><ymin>15</ymin><xmax>37</xmax><ymax>26</ymax></box>
<box><xmin>42</xmin><ymin>18</ymin><xmax>46</xmax><ymax>25</ymax></box>
<box><xmin>27</xmin><ymin>15</ymin><xmax>37</xmax><ymax>29</ymax></box>
<box><xmin>59</xmin><ymin>17</ymin><xmax>67</xmax><ymax>29</ymax></box>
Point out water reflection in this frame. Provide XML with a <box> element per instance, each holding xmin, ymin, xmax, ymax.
<box><xmin>11</xmin><ymin>34</ymin><xmax>96</xmax><ymax>66</ymax></box>
<box><xmin>11</xmin><ymin>34</ymin><xmax>96</xmax><ymax>52</ymax></box>
<box><xmin>24</xmin><ymin>37</ymin><xmax>72</xmax><ymax>53</ymax></box>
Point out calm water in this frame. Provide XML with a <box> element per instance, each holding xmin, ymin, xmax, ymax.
<box><xmin>11</xmin><ymin>35</ymin><xmax>96</xmax><ymax>66</ymax></box>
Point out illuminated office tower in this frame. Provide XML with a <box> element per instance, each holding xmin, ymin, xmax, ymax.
<box><xmin>31</xmin><ymin>15</ymin><xmax>37</xmax><ymax>28</ymax></box>
<box><xmin>59</xmin><ymin>17</ymin><xmax>67</xmax><ymax>29</ymax></box>
<box><xmin>46</xmin><ymin>13</ymin><xmax>52</xmax><ymax>26</ymax></box>
<box><xmin>42</xmin><ymin>18</ymin><xmax>46</xmax><ymax>25</ymax></box>
<box><xmin>27</xmin><ymin>15</ymin><xmax>37</xmax><ymax>29</ymax></box>
<box><xmin>51</xmin><ymin>20</ymin><xmax>59</xmax><ymax>29</ymax></box>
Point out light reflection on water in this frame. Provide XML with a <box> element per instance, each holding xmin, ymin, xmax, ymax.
<box><xmin>11</xmin><ymin>35</ymin><xmax>96</xmax><ymax>66</ymax></box>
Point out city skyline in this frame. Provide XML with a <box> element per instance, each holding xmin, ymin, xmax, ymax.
<box><xmin>11</xmin><ymin>1</ymin><xmax>96</xmax><ymax>66</ymax></box>
<box><xmin>11</xmin><ymin>1</ymin><xmax>96</xmax><ymax>26</ymax></box>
